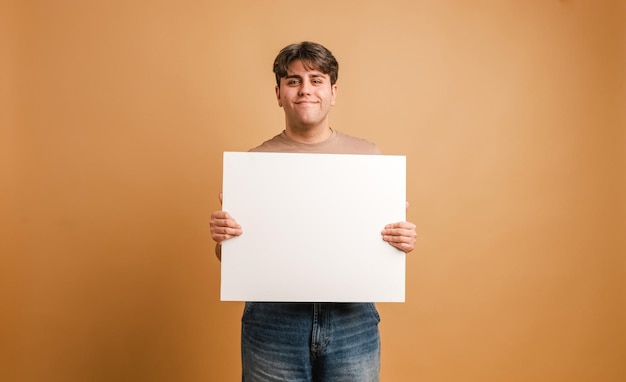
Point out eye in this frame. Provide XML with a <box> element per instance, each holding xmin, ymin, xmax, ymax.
<box><xmin>286</xmin><ymin>78</ymin><xmax>301</xmax><ymax>86</ymax></box>
<box><xmin>312</xmin><ymin>78</ymin><xmax>323</xmax><ymax>84</ymax></box>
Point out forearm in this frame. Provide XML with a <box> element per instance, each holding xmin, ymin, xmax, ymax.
<box><xmin>215</xmin><ymin>243</ymin><xmax>222</xmax><ymax>261</ymax></box>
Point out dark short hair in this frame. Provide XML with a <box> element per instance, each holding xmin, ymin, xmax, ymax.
<box><xmin>273</xmin><ymin>41</ymin><xmax>339</xmax><ymax>86</ymax></box>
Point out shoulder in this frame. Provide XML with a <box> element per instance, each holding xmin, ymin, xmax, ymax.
<box><xmin>333</xmin><ymin>130</ymin><xmax>381</xmax><ymax>155</ymax></box>
<box><xmin>249</xmin><ymin>132</ymin><xmax>293</xmax><ymax>152</ymax></box>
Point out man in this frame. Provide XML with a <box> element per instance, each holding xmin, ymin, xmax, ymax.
<box><xmin>210</xmin><ymin>41</ymin><xmax>417</xmax><ymax>382</ymax></box>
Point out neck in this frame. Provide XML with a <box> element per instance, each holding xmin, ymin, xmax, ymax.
<box><xmin>285</xmin><ymin>125</ymin><xmax>333</xmax><ymax>144</ymax></box>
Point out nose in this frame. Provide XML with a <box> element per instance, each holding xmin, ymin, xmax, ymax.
<box><xmin>298</xmin><ymin>81</ymin><xmax>311</xmax><ymax>96</ymax></box>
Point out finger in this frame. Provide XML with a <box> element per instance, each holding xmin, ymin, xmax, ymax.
<box><xmin>381</xmin><ymin>236</ymin><xmax>415</xmax><ymax>253</ymax></box>
<box><xmin>382</xmin><ymin>234</ymin><xmax>415</xmax><ymax>245</ymax></box>
<box><xmin>211</xmin><ymin>210</ymin><xmax>228</xmax><ymax>219</ymax></box>
<box><xmin>218</xmin><ymin>225</ymin><xmax>242</xmax><ymax>235</ymax></box>
<box><xmin>212</xmin><ymin>233</ymin><xmax>236</xmax><ymax>244</ymax></box>
<box><xmin>211</xmin><ymin>211</ymin><xmax>239</xmax><ymax>224</ymax></box>
<box><xmin>211</xmin><ymin>226</ymin><xmax>243</xmax><ymax>243</ymax></box>
<box><xmin>391</xmin><ymin>241</ymin><xmax>415</xmax><ymax>253</ymax></box>
<box><xmin>381</xmin><ymin>228</ymin><xmax>417</xmax><ymax>242</ymax></box>
<box><xmin>211</xmin><ymin>217</ymin><xmax>241</xmax><ymax>229</ymax></box>
<box><xmin>382</xmin><ymin>228</ymin><xmax>416</xmax><ymax>237</ymax></box>
<box><xmin>384</xmin><ymin>222</ymin><xmax>416</xmax><ymax>230</ymax></box>
<box><xmin>219</xmin><ymin>192</ymin><xmax>223</xmax><ymax>205</ymax></box>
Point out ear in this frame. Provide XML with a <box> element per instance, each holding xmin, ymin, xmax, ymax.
<box><xmin>275</xmin><ymin>85</ymin><xmax>282</xmax><ymax>107</ymax></box>
<box><xmin>330</xmin><ymin>84</ymin><xmax>338</xmax><ymax>106</ymax></box>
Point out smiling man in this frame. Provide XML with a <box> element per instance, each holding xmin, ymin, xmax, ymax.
<box><xmin>276</xmin><ymin>57</ymin><xmax>337</xmax><ymax>142</ymax></box>
<box><xmin>210</xmin><ymin>41</ymin><xmax>417</xmax><ymax>381</ymax></box>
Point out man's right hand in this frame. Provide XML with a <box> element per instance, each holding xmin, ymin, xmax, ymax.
<box><xmin>210</xmin><ymin>210</ymin><xmax>242</xmax><ymax>244</ymax></box>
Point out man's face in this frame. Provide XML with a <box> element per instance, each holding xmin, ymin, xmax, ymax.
<box><xmin>276</xmin><ymin>60</ymin><xmax>337</xmax><ymax>131</ymax></box>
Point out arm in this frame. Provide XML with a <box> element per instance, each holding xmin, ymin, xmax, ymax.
<box><xmin>215</xmin><ymin>243</ymin><xmax>222</xmax><ymax>261</ymax></box>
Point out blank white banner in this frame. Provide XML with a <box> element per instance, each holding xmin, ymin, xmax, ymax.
<box><xmin>220</xmin><ymin>152</ymin><xmax>406</xmax><ymax>302</ymax></box>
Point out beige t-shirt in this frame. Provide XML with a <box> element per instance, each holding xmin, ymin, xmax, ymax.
<box><xmin>250</xmin><ymin>129</ymin><xmax>381</xmax><ymax>155</ymax></box>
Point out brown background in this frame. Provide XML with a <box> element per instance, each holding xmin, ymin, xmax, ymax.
<box><xmin>1</xmin><ymin>0</ymin><xmax>625</xmax><ymax>381</ymax></box>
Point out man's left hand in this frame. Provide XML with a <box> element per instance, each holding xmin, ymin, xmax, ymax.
<box><xmin>381</xmin><ymin>221</ymin><xmax>417</xmax><ymax>253</ymax></box>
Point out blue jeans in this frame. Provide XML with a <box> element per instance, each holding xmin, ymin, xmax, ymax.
<box><xmin>241</xmin><ymin>302</ymin><xmax>381</xmax><ymax>382</ymax></box>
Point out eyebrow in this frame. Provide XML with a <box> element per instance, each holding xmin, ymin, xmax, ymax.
<box><xmin>284</xmin><ymin>73</ymin><xmax>326</xmax><ymax>80</ymax></box>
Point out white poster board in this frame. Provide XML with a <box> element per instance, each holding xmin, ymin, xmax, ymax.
<box><xmin>220</xmin><ymin>152</ymin><xmax>406</xmax><ymax>302</ymax></box>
